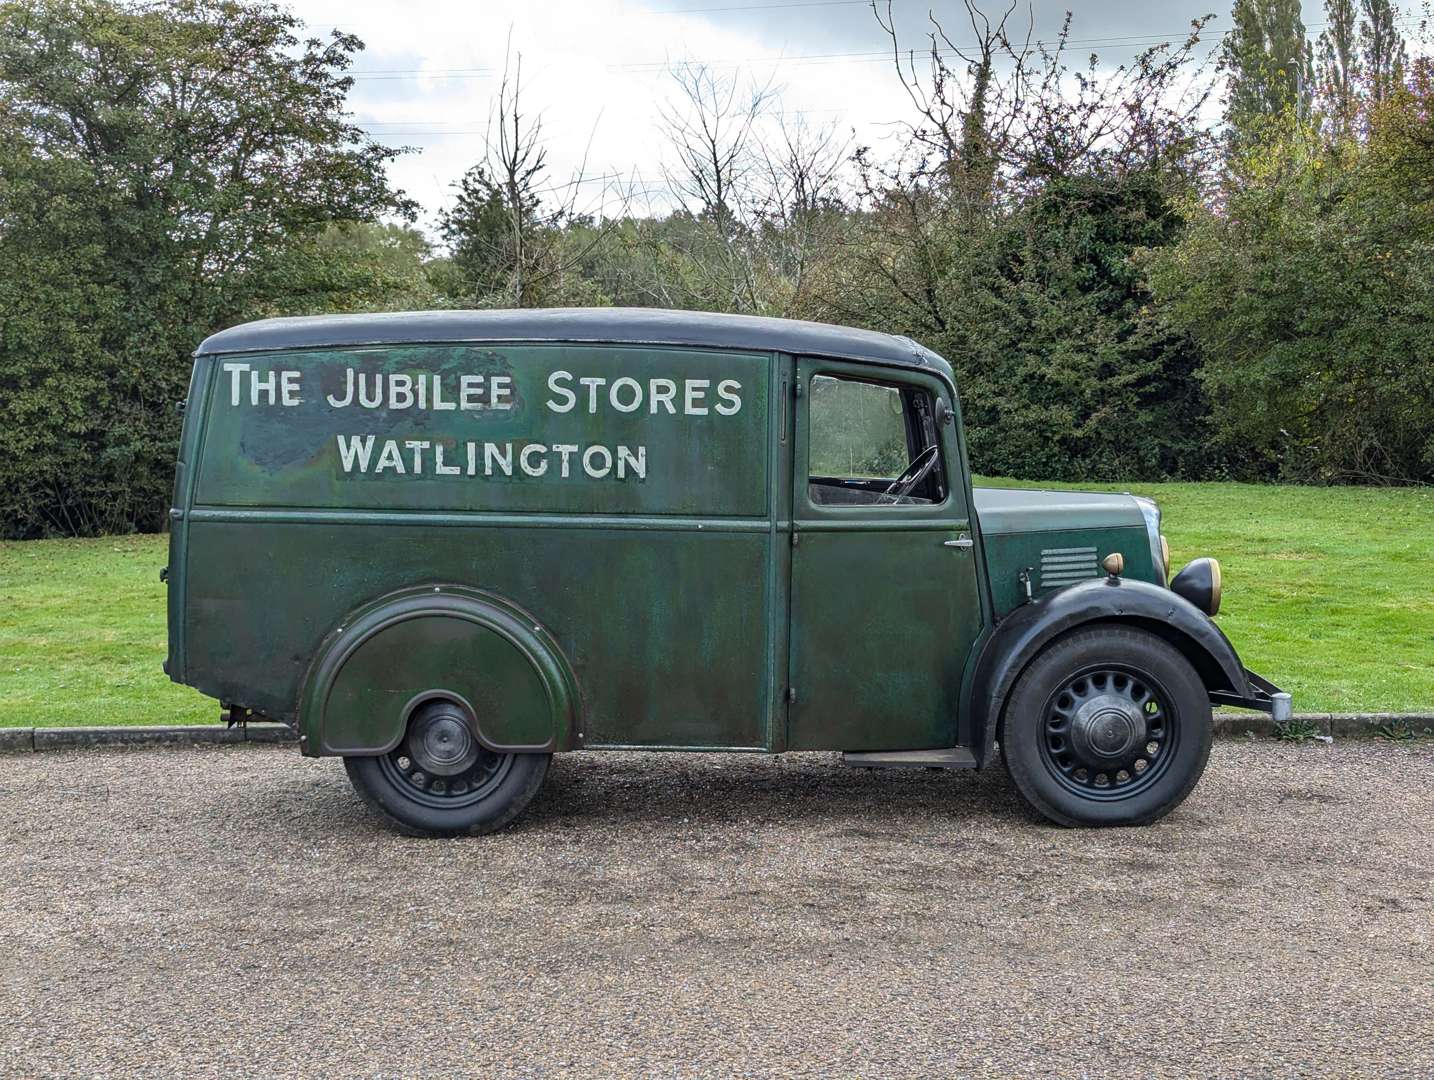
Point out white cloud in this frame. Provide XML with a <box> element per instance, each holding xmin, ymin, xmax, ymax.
<box><xmin>292</xmin><ymin>0</ymin><xmax>1425</xmax><ymax>241</ymax></box>
<box><xmin>289</xmin><ymin>0</ymin><xmax>915</xmax><ymax>238</ymax></box>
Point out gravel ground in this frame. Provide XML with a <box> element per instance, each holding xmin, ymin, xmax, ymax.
<box><xmin>1</xmin><ymin>740</ymin><xmax>1431</xmax><ymax>1079</ymax></box>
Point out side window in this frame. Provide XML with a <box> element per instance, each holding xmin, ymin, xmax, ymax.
<box><xmin>808</xmin><ymin>373</ymin><xmax>947</xmax><ymax>507</ymax></box>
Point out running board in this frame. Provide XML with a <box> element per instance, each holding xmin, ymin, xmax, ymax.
<box><xmin>841</xmin><ymin>747</ymin><xmax>977</xmax><ymax>770</ymax></box>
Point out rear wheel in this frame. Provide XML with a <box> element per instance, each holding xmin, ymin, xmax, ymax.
<box><xmin>343</xmin><ymin>699</ymin><xmax>549</xmax><ymax>837</ymax></box>
<box><xmin>1001</xmin><ymin>625</ymin><xmax>1212</xmax><ymax>827</ymax></box>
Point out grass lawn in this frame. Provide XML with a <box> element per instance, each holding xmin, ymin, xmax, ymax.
<box><xmin>1</xmin><ymin>534</ymin><xmax>215</xmax><ymax>727</ymax></box>
<box><xmin>2</xmin><ymin>481</ymin><xmax>1432</xmax><ymax>727</ymax></box>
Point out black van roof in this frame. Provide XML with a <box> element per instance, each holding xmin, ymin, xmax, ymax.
<box><xmin>195</xmin><ymin>307</ymin><xmax>948</xmax><ymax>373</ymax></box>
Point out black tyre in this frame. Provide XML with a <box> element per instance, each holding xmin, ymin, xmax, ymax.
<box><xmin>343</xmin><ymin>700</ymin><xmax>549</xmax><ymax>837</ymax></box>
<box><xmin>1001</xmin><ymin>625</ymin><xmax>1212</xmax><ymax>827</ymax></box>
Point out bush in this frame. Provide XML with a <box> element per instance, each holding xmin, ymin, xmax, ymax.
<box><xmin>1147</xmin><ymin>92</ymin><xmax>1434</xmax><ymax>484</ymax></box>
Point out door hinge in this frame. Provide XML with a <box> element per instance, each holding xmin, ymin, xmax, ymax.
<box><xmin>787</xmin><ymin>687</ymin><xmax>798</xmax><ymax>704</ymax></box>
<box><xmin>793</xmin><ymin>380</ymin><xmax>804</xmax><ymax>398</ymax></box>
<box><xmin>791</xmin><ymin>531</ymin><xmax>800</xmax><ymax>547</ymax></box>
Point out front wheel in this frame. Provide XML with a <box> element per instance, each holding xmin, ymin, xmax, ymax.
<box><xmin>343</xmin><ymin>700</ymin><xmax>549</xmax><ymax>837</ymax></box>
<box><xmin>1001</xmin><ymin>626</ymin><xmax>1212</xmax><ymax>827</ymax></box>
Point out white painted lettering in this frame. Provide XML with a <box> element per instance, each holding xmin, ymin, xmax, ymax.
<box><xmin>520</xmin><ymin>443</ymin><xmax>550</xmax><ymax>477</ymax></box>
<box><xmin>460</xmin><ymin>374</ymin><xmax>485</xmax><ymax>409</ymax></box>
<box><xmin>552</xmin><ymin>443</ymin><xmax>579</xmax><ymax>478</ymax></box>
<box><xmin>491</xmin><ymin>375</ymin><xmax>513</xmax><ymax>410</ymax></box>
<box><xmin>583</xmin><ymin>444</ymin><xmax>613</xmax><ymax>478</ymax></box>
<box><xmin>250</xmin><ymin>368</ymin><xmax>277</xmax><ymax>406</ymax></box>
<box><xmin>336</xmin><ymin>434</ymin><xmax>375</xmax><ymax>473</ymax></box>
<box><xmin>684</xmin><ymin>379</ymin><xmax>709</xmax><ymax>415</ymax></box>
<box><xmin>617</xmin><ymin>445</ymin><xmax>647</xmax><ymax>479</ymax></box>
<box><xmin>374</xmin><ymin>440</ymin><xmax>405</xmax><ymax>474</ymax></box>
<box><xmin>580</xmin><ymin>376</ymin><xmax>606</xmax><ymax>413</ymax></box>
<box><xmin>389</xmin><ymin>374</ymin><xmax>414</xmax><ymax>409</ymax></box>
<box><xmin>280</xmin><ymin>370</ymin><xmax>302</xmax><ymax>407</ymax></box>
<box><xmin>404</xmin><ymin>439</ymin><xmax>430</xmax><ymax>473</ymax></box>
<box><xmin>649</xmin><ymin>378</ymin><xmax>677</xmax><ymax>415</ymax></box>
<box><xmin>435</xmin><ymin>442</ymin><xmax>460</xmax><ymax>475</ymax></box>
<box><xmin>547</xmin><ymin>370</ymin><xmax>576</xmax><ymax>413</ymax></box>
<box><xmin>358</xmin><ymin>373</ymin><xmax>383</xmax><ymax>409</ymax></box>
<box><xmin>327</xmin><ymin>367</ymin><xmax>354</xmax><ymax>408</ymax></box>
<box><xmin>485</xmin><ymin>443</ymin><xmax>512</xmax><ymax>477</ymax></box>
<box><xmin>715</xmin><ymin>379</ymin><xmax>742</xmax><ymax>416</ymax></box>
<box><xmin>223</xmin><ymin>362</ymin><xmax>251</xmax><ymax>407</ymax></box>
<box><xmin>609</xmin><ymin>377</ymin><xmax>642</xmax><ymax>413</ymax></box>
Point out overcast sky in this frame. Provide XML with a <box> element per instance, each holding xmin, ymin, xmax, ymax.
<box><xmin>286</xmin><ymin>0</ymin><xmax>1412</xmax><ymax>237</ymax></box>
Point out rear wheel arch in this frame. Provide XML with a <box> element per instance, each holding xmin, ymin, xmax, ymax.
<box><xmin>298</xmin><ymin>584</ymin><xmax>581</xmax><ymax>757</ymax></box>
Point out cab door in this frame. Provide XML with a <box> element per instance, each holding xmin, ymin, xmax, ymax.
<box><xmin>786</xmin><ymin>359</ymin><xmax>984</xmax><ymax>751</ymax></box>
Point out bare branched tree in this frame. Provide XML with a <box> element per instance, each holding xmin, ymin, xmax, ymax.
<box><xmin>872</xmin><ymin>0</ymin><xmax>1215</xmax><ymax>203</ymax></box>
<box><xmin>659</xmin><ymin>61</ymin><xmax>776</xmax><ymax>239</ymax></box>
<box><xmin>874</xmin><ymin>0</ymin><xmax>1031</xmax><ymax>205</ymax></box>
<box><xmin>652</xmin><ymin>61</ymin><xmax>783</xmax><ymax>310</ymax></box>
<box><xmin>763</xmin><ymin>111</ymin><xmax>849</xmax><ymax>220</ymax></box>
<box><xmin>487</xmin><ymin>44</ymin><xmax>546</xmax><ymax>306</ymax></box>
<box><xmin>758</xmin><ymin>111</ymin><xmax>851</xmax><ymax>310</ymax></box>
<box><xmin>441</xmin><ymin>33</ymin><xmax>630</xmax><ymax>307</ymax></box>
<box><xmin>812</xmin><ymin>2</ymin><xmax>1216</xmax><ymax>341</ymax></box>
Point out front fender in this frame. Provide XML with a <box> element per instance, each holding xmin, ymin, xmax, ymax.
<box><xmin>967</xmin><ymin>576</ymin><xmax>1250</xmax><ymax>768</ymax></box>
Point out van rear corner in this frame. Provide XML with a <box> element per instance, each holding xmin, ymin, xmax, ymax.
<box><xmin>163</xmin><ymin>353</ymin><xmax>212</xmax><ymax>690</ymax></box>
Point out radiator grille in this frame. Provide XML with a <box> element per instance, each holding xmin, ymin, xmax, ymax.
<box><xmin>1039</xmin><ymin>546</ymin><xmax>1099</xmax><ymax>588</ymax></box>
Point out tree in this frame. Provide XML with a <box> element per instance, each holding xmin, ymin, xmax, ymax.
<box><xmin>1148</xmin><ymin>76</ymin><xmax>1434</xmax><ymax>484</ymax></box>
<box><xmin>872</xmin><ymin>0</ymin><xmax>1017</xmax><ymax>208</ymax></box>
<box><xmin>804</xmin><ymin>2</ymin><xmax>1216</xmax><ymax>479</ymax></box>
<box><xmin>1359</xmin><ymin>0</ymin><xmax>1407</xmax><ymax>104</ymax></box>
<box><xmin>1221</xmin><ymin>0</ymin><xmax>1311</xmax><ymax>140</ymax></box>
<box><xmin>442</xmin><ymin>162</ymin><xmax>533</xmax><ymax>301</ymax></box>
<box><xmin>653</xmin><ymin>61</ymin><xmax>777</xmax><ymax>312</ymax></box>
<box><xmin>256</xmin><ymin>222</ymin><xmax>442</xmax><ymax>316</ymax></box>
<box><xmin>438</xmin><ymin>40</ymin><xmax>621</xmax><ymax>308</ymax></box>
<box><xmin>1315</xmin><ymin>0</ymin><xmax>1409</xmax><ymax>139</ymax></box>
<box><xmin>0</xmin><ymin>0</ymin><xmax>413</xmax><ymax>537</ymax></box>
<box><xmin>1316</xmin><ymin>0</ymin><xmax>1360</xmax><ymax>136</ymax></box>
<box><xmin>755</xmin><ymin>112</ymin><xmax>850</xmax><ymax>315</ymax></box>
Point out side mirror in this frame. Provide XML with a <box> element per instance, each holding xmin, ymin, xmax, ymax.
<box><xmin>934</xmin><ymin>398</ymin><xmax>953</xmax><ymax>426</ymax></box>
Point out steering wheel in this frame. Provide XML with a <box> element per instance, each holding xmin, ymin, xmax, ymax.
<box><xmin>879</xmin><ymin>444</ymin><xmax>940</xmax><ymax>504</ymax></box>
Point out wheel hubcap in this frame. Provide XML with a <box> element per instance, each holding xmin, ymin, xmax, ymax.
<box><xmin>408</xmin><ymin>707</ymin><xmax>478</xmax><ymax>777</ymax></box>
<box><xmin>1070</xmin><ymin>695</ymin><xmax>1143</xmax><ymax>763</ymax></box>
<box><xmin>1040</xmin><ymin>668</ymin><xmax>1177</xmax><ymax>800</ymax></box>
<box><xmin>377</xmin><ymin>700</ymin><xmax>515</xmax><ymax>809</ymax></box>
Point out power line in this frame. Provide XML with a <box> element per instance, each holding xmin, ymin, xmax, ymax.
<box><xmin>342</xmin><ymin>24</ymin><xmax>1251</xmax><ymax>82</ymax></box>
<box><xmin>346</xmin><ymin>38</ymin><xmax>1184</xmax><ymax>81</ymax></box>
<box><xmin>648</xmin><ymin>0</ymin><xmax>872</xmax><ymax>13</ymax></box>
<box><xmin>310</xmin><ymin>0</ymin><xmax>878</xmax><ymax>37</ymax></box>
<box><xmin>345</xmin><ymin>16</ymin><xmax>1419</xmax><ymax>82</ymax></box>
<box><xmin>355</xmin><ymin>105</ymin><xmax>852</xmax><ymax>136</ymax></box>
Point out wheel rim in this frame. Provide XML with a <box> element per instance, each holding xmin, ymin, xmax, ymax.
<box><xmin>377</xmin><ymin>705</ymin><xmax>514</xmax><ymax>809</ymax></box>
<box><xmin>1038</xmin><ymin>665</ymin><xmax>1179</xmax><ymax>801</ymax></box>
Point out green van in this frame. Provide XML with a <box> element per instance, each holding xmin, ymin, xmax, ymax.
<box><xmin>165</xmin><ymin>309</ymin><xmax>1288</xmax><ymax>835</ymax></box>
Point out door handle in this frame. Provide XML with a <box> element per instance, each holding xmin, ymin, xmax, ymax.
<box><xmin>943</xmin><ymin>535</ymin><xmax>974</xmax><ymax>549</ymax></box>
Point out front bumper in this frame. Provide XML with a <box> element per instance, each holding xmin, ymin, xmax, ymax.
<box><xmin>1210</xmin><ymin>669</ymin><xmax>1293</xmax><ymax>723</ymax></box>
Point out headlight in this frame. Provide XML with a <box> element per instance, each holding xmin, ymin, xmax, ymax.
<box><xmin>1133</xmin><ymin>496</ymin><xmax>1165</xmax><ymax>583</ymax></box>
<box><xmin>1171</xmin><ymin>557</ymin><xmax>1222</xmax><ymax>617</ymax></box>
